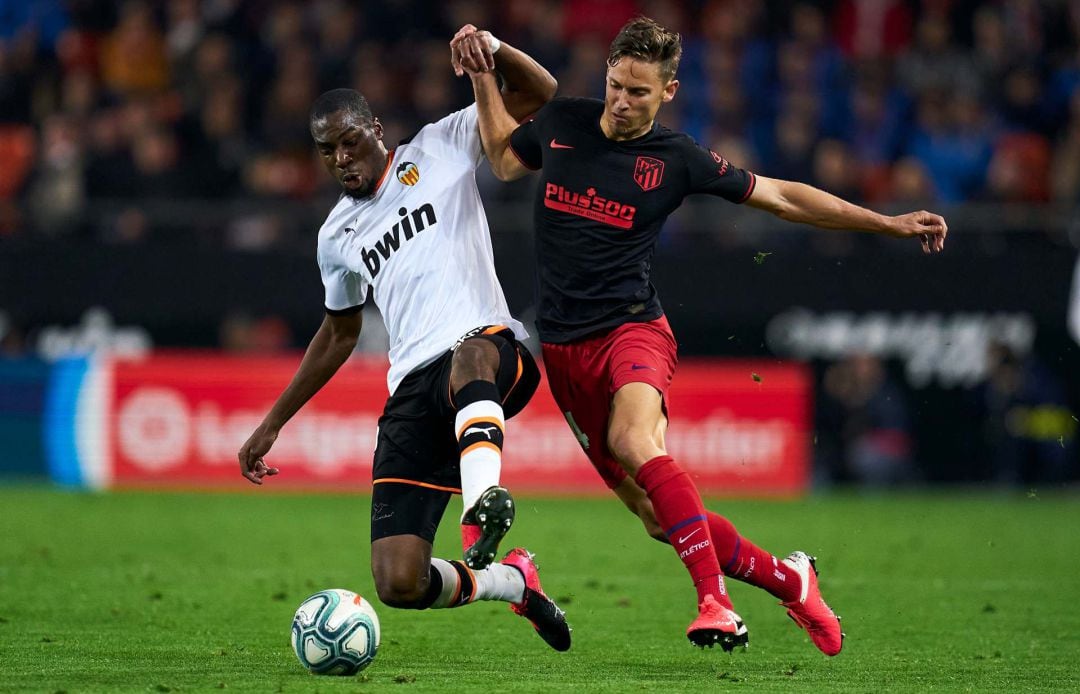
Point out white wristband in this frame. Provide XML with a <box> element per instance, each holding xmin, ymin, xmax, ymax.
<box><xmin>487</xmin><ymin>35</ymin><xmax>501</xmax><ymax>53</ymax></box>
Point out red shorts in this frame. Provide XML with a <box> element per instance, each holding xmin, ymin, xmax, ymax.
<box><xmin>541</xmin><ymin>315</ymin><xmax>677</xmax><ymax>489</ymax></box>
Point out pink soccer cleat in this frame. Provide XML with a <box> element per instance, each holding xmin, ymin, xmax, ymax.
<box><xmin>501</xmin><ymin>548</ymin><xmax>571</xmax><ymax>651</ymax></box>
<box><xmin>686</xmin><ymin>595</ymin><xmax>749</xmax><ymax>650</ymax></box>
<box><xmin>781</xmin><ymin>551</ymin><xmax>845</xmax><ymax>656</ymax></box>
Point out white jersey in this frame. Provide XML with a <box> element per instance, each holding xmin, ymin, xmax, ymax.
<box><xmin>317</xmin><ymin>104</ymin><xmax>526</xmax><ymax>395</ymax></box>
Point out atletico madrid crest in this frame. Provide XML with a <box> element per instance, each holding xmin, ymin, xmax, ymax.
<box><xmin>396</xmin><ymin>161</ymin><xmax>420</xmax><ymax>186</ymax></box>
<box><xmin>633</xmin><ymin>156</ymin><xmax>664</xmax><ymax>191</ymax></box>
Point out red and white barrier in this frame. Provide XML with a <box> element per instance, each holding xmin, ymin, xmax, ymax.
<box><xmin>75</xmin><ymin>352</ymin><xmax>811</xmax><ymax>495</ymax></box>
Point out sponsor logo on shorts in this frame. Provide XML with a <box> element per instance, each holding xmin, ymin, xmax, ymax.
<box><xmin>563</xmin><ymin>411</ymin><xmax>590</xmax><ymax>450</ymax></box>
<box><xmin>543</xmin><ymin>183</ymin><xmax>637</xmax><ymax>229</ymax></box>
<box><xmin>453</xmin><ymin>325</ymin><xmax>489</xmax><ymax>350</ymax></box>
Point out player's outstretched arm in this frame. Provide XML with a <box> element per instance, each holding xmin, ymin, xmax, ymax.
<box><xmin>451</xmin><ymin>25</ymin><xmax>550</xmax><ymax>181</ymax></box>
<box><xmin>746</xmin><ymin>175</ymin><xmax>947</xmax><ymax>254</ymax></box>
<box><xmin>237</xmin><ymin>311</ymin><xmax>362</xmax><ymax>484</ymax></box>
<box><xmin>469</xmin><ymin>71</ymin><xmax>531</xmax><ymax>181</ymax></box>
<box><xmin>450</xmin><ymin>24</ymin><xmax>557</xmax><ymax>122</ymax></box>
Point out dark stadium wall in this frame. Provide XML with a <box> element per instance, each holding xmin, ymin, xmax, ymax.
<box><xmin>3</xmin><ymin>233</ymin><xmax>1076</xmax><ymax>354</ymax></box>
<box><xmin>2</xmin><ymin>232</ymin><xmax>1078</xmax><ymax>484</ymax></box>
<box><xmin>0</xmin><ymin>357</ymin><xmax>49</xmax><ymax>477</ymax></box>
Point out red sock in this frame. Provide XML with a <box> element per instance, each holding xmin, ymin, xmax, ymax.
<box><xmin>461</xmin><ymin>523</ymin><xmax>481</xmax><ymax>552</ymax></box>
<box><xmin>706</xmin><ymin>511</ymin><xmax>800</xmax><ymax>602</ymax></box>
<box><xmin>635</xmin><ymin>455</ymin><xmax>733</xmax><ymax>609</ymax></box>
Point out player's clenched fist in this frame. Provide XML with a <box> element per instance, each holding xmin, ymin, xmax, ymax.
<box><xmin>451</xmin><ymin>24</ymin><xmax>496</xmax><ymax>76</ymax></box>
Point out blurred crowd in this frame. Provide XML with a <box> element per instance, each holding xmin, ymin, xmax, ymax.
<box><xmin>1</xmin><ymin>0</ymin><xmax>1080</xmax><ymax>243</ymax></box>
<box><xmin>814</xmin><ymin>345</ymin><xmax>1076</xmax><ymax>487</ymax></box>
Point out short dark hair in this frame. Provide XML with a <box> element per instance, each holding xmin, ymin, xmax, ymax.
<box><xmin>607</xmin><ymin>17</ymin><xmax>682</xmax><ymax>83</ymax></box>
<box><xmin>309</xmin><ymin>88</ymin><xmax>373</xmax><ymax>130</ymax></box>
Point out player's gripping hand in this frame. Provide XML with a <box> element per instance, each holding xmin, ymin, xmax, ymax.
<box><xmin>450</xmin><ymin>23</ymin><xmax>496</xmax><ymax>76</ymax></box>
<box><xmin>887</xmin><ymin>210</ymin><xmax>948</xmax><ymax>254</ymax></box>
<box><xmin>238</xmin><ymin>425</ymin><xmax>281</xmax><ymax>485</ymax></box>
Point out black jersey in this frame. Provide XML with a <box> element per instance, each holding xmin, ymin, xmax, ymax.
<box><xmin>509</xmin><ymin>97</ymin><xmax>757</xmax><ymax>343</ymax></box>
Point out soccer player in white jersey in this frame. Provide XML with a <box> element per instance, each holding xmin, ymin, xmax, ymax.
<box><xmin>237</xmin><ymin>26</ymin><xmax>570</xmax><ymax>651</ymax></box>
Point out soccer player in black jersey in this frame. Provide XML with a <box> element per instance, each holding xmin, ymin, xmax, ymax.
<box><xmin>455</xmin><ymin>17</ymin><xmax>947</xmax><ymax>654</ymax></box>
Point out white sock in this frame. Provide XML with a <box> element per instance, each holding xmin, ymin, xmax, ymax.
<box><xmin>474</xmin><ymin>562</ymin><xmax>525</xmax><ymax>603</ymax></box>
<box><xmin>455</xmin><ymin>400</ymin><xmax>505</xmax><ymax>521</ymax></box>
<box><xmin>427</xmin><ymin>558</ymin><xmax>525</xmax><ymax>609</ymax></box>
<box><xmin>428</xmin><ymin>558</ymin><xmax>462</xmax><ymax>608</ymax></box>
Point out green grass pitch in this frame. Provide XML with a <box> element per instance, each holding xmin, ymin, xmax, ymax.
<box><xmin>1</xmin><ymin>486</ymin><xmax>1079</xmax><ymax>692</ymax></box>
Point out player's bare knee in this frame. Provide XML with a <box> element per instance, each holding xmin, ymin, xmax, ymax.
<box><xmin>370</xmin><ymin>549</ymin><xmax>429</xmax><ymax>608</ymax></box>
<box><xmin>607</xmin><ymin>427</ymin><xmax>651</xmax><ymax>471</ymax></box>
<box><xmin>605</xmin><ymin>427</ymin><xmax>632</xmax><ymax>465</ymax></box>
<box><xmin>373</xmin><ymin>571</ymin><xmax>427</xmax><ymax>608</ymax></box>
<box><xmin>450</xmin><ymin>339</ymin><xmax>498</xmax><ymax>389</ymax></box>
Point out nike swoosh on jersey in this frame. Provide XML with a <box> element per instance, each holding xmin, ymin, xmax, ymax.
<box><xmin>677</xmin><ymin>528</ymin><xmax>703</xmax><ymax>544</ymax></box>
<box><xmin>549</xmin><ymin>138</ymin><xmax>574</xmax><ymax>149</ymax></box>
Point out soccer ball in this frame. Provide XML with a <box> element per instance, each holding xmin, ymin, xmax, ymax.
<box><xmin>290</xmin><ymin>588</ymin><xmax>381</xmax><ymax>675</ymax></box>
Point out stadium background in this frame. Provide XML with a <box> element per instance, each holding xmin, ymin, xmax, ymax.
<box><xmin>1</xmin><ymin>1</ymin><xmax>1079</xmax><ymax>486</ymax></box>
<box><xmin>2</xmin><ymin>2</ymin><xmax>1080</xmax><ymax>691</ymax></box>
